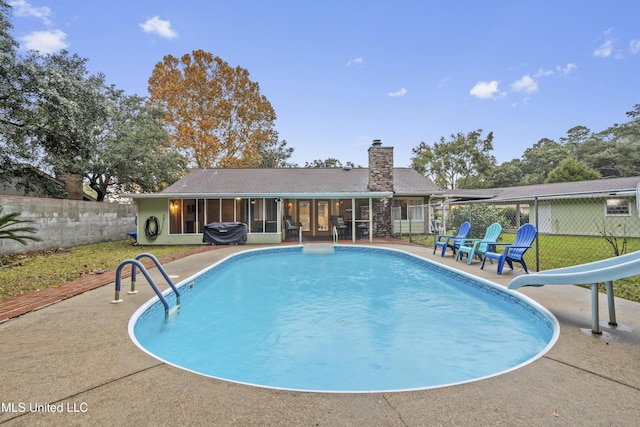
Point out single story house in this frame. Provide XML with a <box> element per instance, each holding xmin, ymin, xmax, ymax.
<box><xmin>0</xmin><ymin>165</ymin><xmax>90</xmax><ymax>200</ymax></box>
<box><xmin>442</xmin><ymin>176</ymin><xmax>640</xmax><ymax>237</ymax></box>
<box><xmin>128</xmin><ymin>140</ymin><xmax>444</xmax><ymax>245</ymax></box>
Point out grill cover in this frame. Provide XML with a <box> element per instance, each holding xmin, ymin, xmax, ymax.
<box><xmin>202</xmin><ymin>222</ymin><xmax>247</xmax><ymax>245</ymax></box>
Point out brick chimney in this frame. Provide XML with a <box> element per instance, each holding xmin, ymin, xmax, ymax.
<box><xmin>367</xmin><ymin>139</ymin><xmax>394</xmax><ymax>237</ymax></box>
<box><xmin>368</xmin><ymin>139</ymin><xmax>394</xmax><ymax>191</ymax></box>
<box><xmin>58</xmin><ymin>173</ymin><xmax>84</xmax><ymax>200</ymax></box>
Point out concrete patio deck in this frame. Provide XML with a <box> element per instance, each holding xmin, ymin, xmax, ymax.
<box><xmin>1</xmin><ymin>243</ymin><xmax>639</xmax><ymax>426</ymax></box>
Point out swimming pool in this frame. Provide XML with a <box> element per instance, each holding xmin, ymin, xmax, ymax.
<box><xmin>129</xmin><ymin>245</ymin><xmax>558</xmax><ymax>393</ymax></box>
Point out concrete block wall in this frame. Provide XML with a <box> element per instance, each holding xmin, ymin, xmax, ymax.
<box><xmin>0</xmin><ymin>196</ymin><xmax>137</xmax><ymax>255</ymax></box>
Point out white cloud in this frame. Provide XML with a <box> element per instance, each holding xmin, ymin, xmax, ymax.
<box><xmin>534</xmin><ymin>68</ymin><xmax>554</xmax><ymax>78</ymax></box>
<box><xmin>346</xmin><ymin>57</ymin><xmax>363</xmax><ymax>67</ymax></box>
<box><xmin>535</xmin><ymin>63</ymin><xmax>577</xmax><ymax>79</ymax></box>
<box><xmin>437</xmin><ymin>77</ymin><xmax>451</xmax><ymax>88</ymax></box>
<box><xmin>594</xmin><ymin>39</ymin><xmax>614</xmax><ymax>57</ymax></box>
<box><xmin>630</xmin><ymin>39</ymin><xmax>640</xmax><ymax>54</ymax></box>
<box><xmin>594</xmin><ymin>29</ymin><xmax>615</xmax><ymax>57</ymax></box>
<box><xmin>558</xmin><ymin>63</ymin><xmax>577</xmax><ymax>75</ymax></box>
<box><xmin>19</xmin><ymin>29</ymin><xmax>68</xmax><ymax>53</ymax></box>
<box><xmin>387</xmin><ymin>87</ymin><xmax>407</xmax><ymax>97</ymax></box>
<box><xmin>139</xmin><ymin>16</ymin><xmax>178</xmax><ymax>39</ymax></box>
<box><xmin>9</xmin><ymin>0</ymin><xmax>52</xmax><ymax>25</ymax></box>
<box><xmin>511</xmin><ymin>75</ymin><xmax>538</xmax><ymax>94</ymax></box>
<box><xmin>469</xmin><ymin>81</ymin><xmax>500</xmax><ymax>99</ymax></box>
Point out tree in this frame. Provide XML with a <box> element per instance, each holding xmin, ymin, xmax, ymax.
<box><xmin>590</xmin><ymin>104</ymin><xmax>640</xmax><ymax>177</ymax></box>
<box><xmin>0</xmin><ymin>0</ymin><xmax>29</xmax><ymax>171</ymax></box>
<box><xmin>147</xmin><ymin>50</ymin><xmax>276</xmax><ymax>168</ymax></box>
<box><xmin>450</xmin><ymin>204</ymin><xmax>509</xmax><ymax>239</ymax></box>
<box><xmin>488</xmin><ymin>159</ymin><xmax>525</xmax><ymax>187</ymax></box>
<box><xmin>545</xmin><ymin>157</ymin><xmax>601</xmax><ymax>183</ymax></box>
<box><xmin>1</xmin><ymin>45</ymin><xmax>184</xmax><ymax>200</ymax></box>
<box><xmin>18</xmin><ymin>50</ymin><xmax>110</xmax><ymax>176</ymax></box>
<box><xmin>86</xmin><ymin>88</ymin><xmax>186</xmax><ymax>201</ymax></box>
<box><xmin>0</xmin><ymin>0</ymin><xmax>18</xmax><ymax>125</ymax></box>
<box><xmin>607</xmin><ymin>104</ymin><xmax>640</xmax><ymax>142</ymax></box>
<box><xmin>257</xmin><ymin>131</ymin><xmax>296</xmax><ymax>167</ymax></box>
<box><xmin>520</xmin><ymin>138</ymin><xmax>568</xmax><ymax>184</ymax></box>
<box><xmin>305</xmin><ymin>158</ymin><xmax>344</xmax><ymax>168</ymax></box>
<box><xmin>560</xmin><ymin>125</ymin><xmax>592</xmax><ymax>154</ymax></box>
<box><xmin>410</xmin><ymin>130</ymin><xmax>495</xmax><ymax>189</ymax></box>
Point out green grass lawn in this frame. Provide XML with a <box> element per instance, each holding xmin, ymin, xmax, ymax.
<box><xmin>0</xmin><ymin>241</ymin><xmax>199</xmax><ymax>301</ymax></box>
<box><xmin>407</xmin><ymin>233</ymin><xmax>640</xmax><ymax>302</ymax></box>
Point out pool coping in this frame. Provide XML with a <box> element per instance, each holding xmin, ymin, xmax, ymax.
<box><xmin>1</xmin><ymin>243</ymin><xmax>639</xmax><ymax>425</ymax></box>
<box><xmin>127</xmin><ymin>244</ymin><xmax>560</xmax><ymax>393</ymax></box>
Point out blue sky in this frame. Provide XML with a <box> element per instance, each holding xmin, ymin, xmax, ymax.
<box><xmin>8</xmin><ymin>0</ymin><xmax>640</xmax><ymax>168</ymax></box>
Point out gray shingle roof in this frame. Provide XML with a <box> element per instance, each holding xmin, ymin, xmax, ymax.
<box><xmin>447</xmin><ymin>176</ymin><xmax>640</xmax><ymax>201</ymax></box>
<box><xmin>159</xmin><ymin>167</ymin><xmax>442</xmax><ymax>197</ymax></box>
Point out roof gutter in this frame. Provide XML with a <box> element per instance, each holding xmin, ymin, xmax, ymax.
<box><xmin>448</xmin><ymin>188</ymin><xmax>637</xmax><ymax>204</ymax></box>
<box><xmin>125</xmin><ymin>191</ymin><xmax>395</xmax><ymax>199</ymax></box>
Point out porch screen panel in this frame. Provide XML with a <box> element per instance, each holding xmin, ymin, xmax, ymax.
<box><xmin>169</xmin><ymin>199</ymin><xmax>182</xmax><ymax>234</ymax></box>
<box><xmin>317</xmin><ymin>200</ymin><xmax>329</xmax><ymax>231</ymax></box>
<box><xmin>183</xmin><ymin>199</ymin><xmax>197</xmax><ymax>233</ymax></box>
<box><xmin>250</xmin><ymin>198</ymin><xmax>264</xmax><ymax>232</ymax></box>
<box><xmin>299</xmin><ymin>201</ymin><xmax>311</xmax><ymax>231</ymax></box>
<box><xmin>197</xmin><ymin>199</ymin><xmax>204</xmax><ymax>233</ymax></box>
<box><xmin>221</xmin><ymin>199</ymin><xmax>234</xmax><ymax>222</ymax></box>
<box><xmin>355</xmin><ymin>199</ymin><xmax>369</xmax><ymax>220</ymax></box>
<box><xmin>265</xmin><ymin>198</ymin><xmax>278</xmax><ymax>232</ymax></box>
<box><xmin>206</xmin><ymin>199</ymin><xmax>220</xmax><ymax>224</ymax></box>
<box><xmin>237</xmin><ymin>198</ymin><xmax>248</xmax><ymax>225</ymax></box>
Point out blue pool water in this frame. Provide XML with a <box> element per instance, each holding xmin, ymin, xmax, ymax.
<box><xmin>130</xmin><ymin>246</ymin><xmax>558</xmax><ymax>393</ymax></box>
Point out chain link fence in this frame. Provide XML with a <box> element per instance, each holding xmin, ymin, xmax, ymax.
<box><xmin>393</xmin><ymin>192</ymin><xmax>640</xmax><ymax>273</ymax></box>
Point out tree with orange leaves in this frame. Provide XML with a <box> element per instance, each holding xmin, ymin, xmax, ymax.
<box><xmin>147</xmin><ymin>50</ymin><xmax>276</xmax><ymax>168</ymax></box>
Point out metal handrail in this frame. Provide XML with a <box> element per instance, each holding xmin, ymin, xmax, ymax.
<box><xmin>132</xmin><ymin>253</ymin><xmax>180</xmax><ymax>305</ymax></box>
<box><xmin>111</xmin><ymin>255</ymin><xmax>180</xmax><ymax>318</ymax></box>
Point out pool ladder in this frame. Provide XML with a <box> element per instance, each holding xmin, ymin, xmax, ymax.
<box><xmin>111</xmin><ymin>253</ymin><xmax>181</xmax><ymax>317</ymax></box>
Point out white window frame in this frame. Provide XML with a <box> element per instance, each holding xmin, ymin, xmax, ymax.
<box><xmin>605</xmin><ymin>198</ymin><xmax>631</xmax><ymax>217</ymax></box>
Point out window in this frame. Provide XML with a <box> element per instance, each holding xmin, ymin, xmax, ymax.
<box><xmin>606</xmin><ymin>199</ymin><xmax>630</xmax><ymax>216</ymax></box>
<box><xmin>393</xmin><ymin>198</ymin><xmax>423</xmax><ymax>220</ymax></box>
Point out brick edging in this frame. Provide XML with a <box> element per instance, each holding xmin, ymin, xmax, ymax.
<box><xmin>0</xmin><ymin>245</ymin><xmax>221</xmax><ymax>323</ymax></box>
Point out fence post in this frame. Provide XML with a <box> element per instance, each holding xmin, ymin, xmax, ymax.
<box><xmin>407</xmin><ymin>203</ymin><xmax>413</xmax><ymax>243</ymax></box>
<box><xmin>534</xmin><ymin>197</ymin><xmax>539</xmax><ymax>271</ymax></box>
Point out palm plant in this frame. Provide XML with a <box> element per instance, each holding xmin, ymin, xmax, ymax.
<box><xmin>0</xmin><ymin>207</ymin><xmax>41</xmax><ymax>245</ymax></box>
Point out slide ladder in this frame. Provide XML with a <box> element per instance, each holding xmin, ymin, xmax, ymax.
<box><xmin>111</xmin><ymin>253</ymin><xmax>181</xmax><ymax>318</ymax></box>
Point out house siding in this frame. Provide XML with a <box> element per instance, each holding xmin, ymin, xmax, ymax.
<box><xmin>545</xmin><ymin>197</ymin><xmax>640</xmax><ymax>237</ymax></box>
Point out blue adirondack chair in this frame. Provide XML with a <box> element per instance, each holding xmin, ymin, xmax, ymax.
<box><xmin>481</xmin><ymin>224</ymin><xmax>537</xmax><ymax>274</ymax></box>
<box><xmin>433</xmin><ymin>221</ymin><xmax>471</xmax><ymax>257</ymax></box>
<box><xmin>456</xmin><ymin>222</ymin><xmax>502</xmax><ymax>265</ymax></box>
